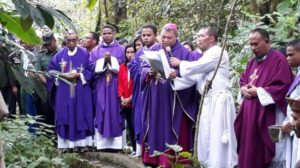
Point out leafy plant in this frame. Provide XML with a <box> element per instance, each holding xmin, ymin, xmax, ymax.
<box><xmin>0</xmin><ymin>115</ymin><xmax>78</xmax><ymax>168</ymax></box>
<box><xmin>153</xmin><ymin>143</ymin><xmax>206</xmax><ymax>168</ymax></box>
<box><xmin>227</xmin><ymin>0</ymin><xmax>300</xmax><ymax>99</ymax></box>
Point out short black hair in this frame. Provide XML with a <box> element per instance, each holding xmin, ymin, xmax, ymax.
<box><xmin>202</xmin><ymin>26</ymin><xmax>218</xmax><ymax>42</ymax></box>
<box><xmin>250</xmin><ymin>28</ymin><xmax>270</xmax><ymax>43</ymax></box>
<box><xmin>119</xmin><ymin>39</ymin><xmax>128</xmax><ymax>45</ymax></box>
<box><xmin>142</xmin><ymin>24</ymin><xmax>157</xmax><ymax>35</ymax></box>
<box><xmin>287</xmin><ymin>39</ymin><xmax>300</xmax><ymax>52</ymax></box>
<box><xmin>102</xmin><ymin>24</ymin><xmax>115</xmax><ymax>32</ymax></box>
<box><xmin>89</xmin><ymin>31</ymin><xmax>99</xmax><ymax>44</ymax></box>
<box><xmin>182</xmin><ymin>41</ymin><xmax>195</xmax><ymax>51</ymax></box>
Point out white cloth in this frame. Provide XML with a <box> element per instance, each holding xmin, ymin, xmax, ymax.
<box><xmin>95</xmin><ymin>57</ymin><xmax>120</xmax><ymax>74</ymax></box>
<box><xmin>57</xmin><ymin>135</ymin><xmax>93</xmax><ymax>149</ymax></box>
<box><xmin>284</xmin><ymin>74</ymin><xmax>300</xmax><ymax>168</ymax></box>
<box><xmin>173</xmin><ymin>45</ymin><xmax>237</xmax><ymax>168</ymax></box>
<box><xmin>257</xmin><ymin>87</ymin><xmax>275</xmax><ymax>106</ymax></box>
<box><xmin>94</xmin><ymin>129</ymin><xmax>126</xmax><ymax>150</ymax></box>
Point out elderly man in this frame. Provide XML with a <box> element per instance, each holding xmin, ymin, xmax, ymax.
<box><xmin>140</xmin><ymin>23</ymin><xmax>200</xmax><ymax>167</ymax></box>
<box><xmin>170</xmin><ymin>26</ymin><xmax>237</xmax><ymax>168</ymax></box>
<box><xmin>48</xmin><ymin>30</ymin><xmax>94</xmax><ymax>153</ymax></box>
<box><xmin>234</xmin><ymin>28</ymin><xmax>293</xmax><ymax>168</ymax></box>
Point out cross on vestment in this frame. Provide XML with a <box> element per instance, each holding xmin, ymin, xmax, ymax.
<box><xmin>68</xmin><ymin>61</ymin><xmax>76</xmax><ymax>97</ymax></box>
<box><xmin>249</xmin><ymin>69</ymin><xmax>259</xmax><ymax>85</ymax></box>
<box><xmin>59</xmin><ymin>58</ymin><xmax>67</xmax><ymax>73</ymax></box>
<box><xmin>77</xmin><ymin>64</ymin><xmax>84</xmax><ymax>73</ymax></box>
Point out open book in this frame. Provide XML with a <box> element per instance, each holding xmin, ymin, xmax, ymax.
<box><xmin>141</xmin><ymin>49</ymin><xmax>172</xmax><ymax>79</ymax></box>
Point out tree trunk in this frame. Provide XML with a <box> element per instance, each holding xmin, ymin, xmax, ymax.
<box><xmin>113</xmin><ymin>0</ymin><xmax>127</xmax><ymax>25</ymax></box>
<box><xmin>95</xmin><ymin>0</ymin><xmax>102</xmax><ymax>32</ymax></box>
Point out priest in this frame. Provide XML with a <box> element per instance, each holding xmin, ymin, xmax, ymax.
<box><xmin>90</xmin><ymin>25</ymin><xmax>125</xmax><ymax>150</ymax></box>
<box><xmin>48</xmin><ymin>30</ymin><xmax>94</xmax><ymax>152</ymax></box>
<box><xmin>234</xmin><ymin>28</ymin><xmax>293</xmax><ymax>168</ymax></box>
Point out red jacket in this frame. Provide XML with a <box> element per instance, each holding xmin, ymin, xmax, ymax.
<box><xmin>118</xmin><ymin>64</ymin><xmax>133</xmax><ymax>99</ymax></box>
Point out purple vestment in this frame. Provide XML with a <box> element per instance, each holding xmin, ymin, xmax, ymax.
<box><xmin>90</xmin><ymin>41</ymin><xmax>125</xmax><ymax>138</ymax></box>
<box><xmin>128</xmin><ymin>43</ymin><xmax>161</xmax><ymax>144</ymax></box>
<box><xmin>140</xmin><ymin>40</ymin><xmax>201</xmax><ymax>155</ymax></box>
<box><xmin>234</xmin><ymin>49</ymin><xmax>293</xmax><ymax>168</ymax></box>
<box><xmin>48</xmin><ymin>47</ymin><xmax>94</xmax><ymax>141</ymax></box>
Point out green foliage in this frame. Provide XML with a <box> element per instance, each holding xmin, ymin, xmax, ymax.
<box><xmin>0</xmin><ymin>0</ymin><xmax>76</xmax><ymax>45</ymax></box>
<box><xmin>86</xmin><ymin>0</ymin><xmax>98</xmax><ymax>9</ymax></box>
<box><xmin>154</xmin><ymin>143</ymin><xmax>205</xmax><ymax>168</ymax></box>
<box><xmin>0</xmin><ymin>12</ymin><xmax>41</xmax><ymax>44</ymax></box>
<box><xmin>9</xmin><ymin>65</ymin><xmax>48</xmax><ymax>103</ymax></box>
<box><xmin>227</xmin><ymin>0</ymin><xmax>300</xmax><ymax>98</ymax></box>
<box><xmin>0</xmin><ymin>116</ymin><xmax>78</xmax><ymax>168</ymax></box>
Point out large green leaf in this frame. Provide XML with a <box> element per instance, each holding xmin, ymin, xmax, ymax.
<box><xmin>9</xmin><ymin>65</ymin><xmax>48</xmax><ymax>103</ymax></box>
<box><xmin>30</xmin><ymin>6</ymin><xmax>45</xmax><ymax>28</ymax></box>
<box><xmin>36</xmin><ymin>6</ymin><xmax>55</xmax><ymax>29</ymax></box>
<box><xmin>55</xmin><ymin>9</ymin><xmax>76</xmax><ymax>31</ymax></box>
<box><xmin>0</xmin><ymin>12</ymin><xmax>41</xmax><ymax>45</ymax></box>
<box><xmin>20</xmin><ymin>16</ymin><xmax>33</xmax><ymax>31</ymax></box>
<box><xmin>37</xmin><ymin>5</ymin><xmax>76</xmax><ymax>31</ymax></box>
<box><xmin>11</xmin><ymin>0</ymin><xmax>31</xmax><ymax>19</ymax></box>
<box><xmin>10</xmin><ymin>65</ymin><xmax>33</xmax><ymax>93</ymax></box>
<box><xmin>31</xmin><ymin>76</ymin><xmax>48</xmax><ymax>103</ymax></box>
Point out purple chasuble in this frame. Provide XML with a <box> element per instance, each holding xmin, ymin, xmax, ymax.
<box><xmin>128</xmin><ymin>43</ymin><xmax>160</xmax><ymax>144</ymax></box>
<box><xmin>48</xmin><ymin>47</ymin><xmax>94</xmax><ymax>141</ymax></box>
<box><xmin>90</xmin><ymin>40</ymin><xmax>125</xmax><ymax>138</ymax></box>
<box><xmin>234</xmin><ymin>49</ymin><xmax>293</xmax><ymax>168</ymax></box>
<box><xmin>140</xmin><ymin>40</ymin><xmax>200</xmax><ymax>155</ymax></box>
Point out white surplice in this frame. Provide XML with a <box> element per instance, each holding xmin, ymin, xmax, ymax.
<box><xmin>57</xmin><ymin>47</ymin><xmax>92</xmax><ymax>149</ymax></box>
<box><xmin>284</xmin><ymin>68</ymin><xmax>300</xmax><ymax>168</ymax></box>
<box><xmin>255</xmin><ymin>88</ymin><xmax>286</xmax><ymax>168</ymax></box>
<box><xmin>172</xmin><ymin>45</ymin><xmax>237</xmax><ymax>168</ymax></box>
<box><xmin>94</xmin><ymin>57</ymin><xmax>126</xmax><ymax>150</ymax></box>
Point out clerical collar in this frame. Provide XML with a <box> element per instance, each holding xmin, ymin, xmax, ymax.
<box><xmin>255</xmin><ymin>49</ymin><xmax>273</xmax><ymax>62</ymax></box>
<box><xmin>68</xmin><ymin>46</ymin><xmax>77</xmax><ymax>56</ymax></box>
<box><xmin>103</xmin><ymin>41</ymin><xmax>114</xmax><ymax>46</ymax></box>
<box><xmin>144</xmin><ymin>42</ymin><xmax>157</xmax><ymax>51</ymax></box>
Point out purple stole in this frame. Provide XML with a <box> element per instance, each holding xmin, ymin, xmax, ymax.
<box><xmin>287</xmin><ymin>74</ymin><xmax>300</xmax><ymax>96</ymax></box>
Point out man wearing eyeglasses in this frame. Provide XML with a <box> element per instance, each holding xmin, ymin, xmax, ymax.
<box><xmin>82</xmin><ymin>32</ymin><xmax>99</xmax><ymax>53</ymax></box>
<box><xmin>48</xmin><ymin>30</ymin><xmax>94</xmax><ymax>153</ymax></box>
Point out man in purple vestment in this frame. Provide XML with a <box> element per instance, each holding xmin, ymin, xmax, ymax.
<box><xmin>48</xmin><ymin>30</ymin><xmax>94</xmax><ymax>152</ymax></box>
<box><xmin>128</xmin><ymin>24</ymin><xmax>159</xmax><ymax>157</ymax></box>
<box><xmin>90</xmin><ymin>25</ymin><xmax>125</xmax><ymax>150</ymax></box>
<box><xmin>140</xmin><ymin>23</ymin><xmax>200</xmax><ymax>167</ymax></box>
<box><xmin>234</xmin><ymin>28</ymin><xmax>293</xmax><ymax>168</ymax></box>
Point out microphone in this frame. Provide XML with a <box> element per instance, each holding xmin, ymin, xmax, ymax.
<box><xmin>166</xmin><ymin>46</ymin><xmax>174</xmax><ymax>57</ymax></box>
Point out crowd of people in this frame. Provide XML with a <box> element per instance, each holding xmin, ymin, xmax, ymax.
<box><xmin>2</xmin><ymin>23</ymin><xmax>300</xmax><ymax>168</ymax></box>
